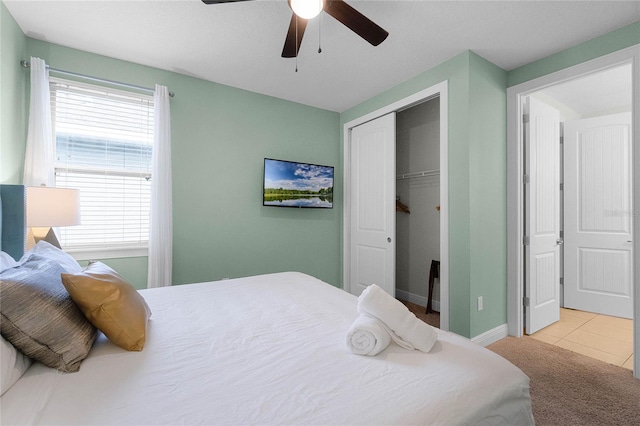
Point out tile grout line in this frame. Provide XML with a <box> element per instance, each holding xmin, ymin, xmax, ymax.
<box><xmin>538</xmin><ymin>310</ymin><xmax>634</xmax><ymax>370</ymax></box>
<box><xmin>623</xmin><ymin>353</ymin><xmax>634</xmax><ymax>366</ymax></box>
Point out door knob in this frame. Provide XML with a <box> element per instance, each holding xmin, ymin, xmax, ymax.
<box><xmin>556</xmin><ymin>238</ymin><xmax>564</xmax><ymax>245</ymax></box>
<box><xmin>387</xmin><ymin>237</ymin><xmax>392</xmax><ymax>243</ymax></box>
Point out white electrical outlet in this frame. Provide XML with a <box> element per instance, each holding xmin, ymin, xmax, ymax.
<box><xmin>477</xmin><ymin>296</ymin><xmax>483</xmax><ymax>311</ymax></box>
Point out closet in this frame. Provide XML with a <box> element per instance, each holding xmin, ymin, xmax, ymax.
<box><xmin>395</xmin><ymin>98</ymin><xmax>441</xmax><ymax>314</ymax></box>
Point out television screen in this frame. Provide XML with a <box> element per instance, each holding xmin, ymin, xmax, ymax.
<box><xmin>263</xmin><ymin>158</ymin><xmax>334</xmax><ymax>208</ymax></box>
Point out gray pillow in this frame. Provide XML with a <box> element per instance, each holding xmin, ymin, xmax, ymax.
<box><xmin>0</xmin><ymin>255</ymin><xmax>97</xmax><ymax>372</ymax></box>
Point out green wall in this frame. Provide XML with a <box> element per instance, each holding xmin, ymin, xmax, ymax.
<box><xmin>0</xmin><ymin>2</ymin><xmax>27</xmax><ymax>184</ymax></box>
<box><xmin>508</xmin><ymin>21</ymin><xmax>640</xmax><ymax>87</ymax></box>
<box><xmin>340</xmin><ymin>51</ymin><xmax>507</xmax><ymax>338</ymax></box>
<box><xmin>467</xmin><ymin>53</ymin><xmax>508</xmax><ymax>337</ymax></box>
<box><xmin>1</xmin><ymin>6</ymin><xmax>341</xmax><ymax>289</ymax></box>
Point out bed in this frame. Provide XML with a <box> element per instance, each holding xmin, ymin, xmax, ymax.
<box><xmin>0</xmin><ymin>184</ymin><xmax>534</xmax><ymax>425</ymax></box>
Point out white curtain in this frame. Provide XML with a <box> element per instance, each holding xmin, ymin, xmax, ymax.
<box><xmin>23</xmin><ymin>57</ymin><xmax>54</xmax><ymax>187</ymax></box>
<box><xmin>147</xmin><ymin>84</ymin><xmax>173</xmax><ymax>288</ymax></box>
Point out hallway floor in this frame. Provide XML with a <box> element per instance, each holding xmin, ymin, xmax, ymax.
<box><xmin>399</xmin><ymin>299</ymin><xmax>440</xmax><ymax>329</ymax></box>
<box><xmin>530</xmin><ymin>308</ymin><xmax>634</xmax><ymax>370</ymax></box>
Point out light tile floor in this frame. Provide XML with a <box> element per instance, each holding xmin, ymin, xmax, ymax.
<box><xmin>530</xmin><ymin>308</ymin><xmax>634</xmax><ymax>370</ymax></box>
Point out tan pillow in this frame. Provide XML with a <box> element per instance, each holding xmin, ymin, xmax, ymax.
<box><xmin>61</xmin><ymin>262</ymin><xmax>151</xmax><ymax>351</ymax></box>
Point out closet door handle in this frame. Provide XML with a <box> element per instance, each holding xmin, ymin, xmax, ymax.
<box><xmin>556</xmin><ymin>238</ymin><xmax>564</xmax><ymax>245</ymax></box>
<box><xmin>387</xmin><ymin>237</ymin><xmax>392</xmax><ymax>243</ymax></box>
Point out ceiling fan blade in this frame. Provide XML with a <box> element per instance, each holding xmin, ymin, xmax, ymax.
<box><xmin>324</xmin><ymin>0</ymin><xmax>388</xmax><ymax>46</ymax></box>
<box><xmin>281</xmin><ymin>14</ymin><xmax>308</xmax><ymax>58</ymax></box>
<box><xmin>201</xmin><ymin>0</ymin><xmax>254</xmax><ymax>4</ymax></box>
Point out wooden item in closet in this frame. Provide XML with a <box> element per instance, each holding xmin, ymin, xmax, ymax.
<box><xmin>396</xmin><ymin>199</ymin><xmax>410</xmax><ymax>214</ymax></box>
<box><xmin>426</xmin><ymin>260</ymin><xmax>440</xmax><ymax>314</ymax></box>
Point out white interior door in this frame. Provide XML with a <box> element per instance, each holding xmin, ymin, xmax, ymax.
<box><xmin>525</xmin><ymin>97</ymin><xmax>562</xmax><ymax>334</ymax></box>
<box><xmin>564</xmin><ymin>112</ymin><xmax>633</xmax><ymax>319</ymax></box>
<box><xmin>349</xmin><ymin>113</ymin><xmax>396</xmax><ymax>297</ymax></box>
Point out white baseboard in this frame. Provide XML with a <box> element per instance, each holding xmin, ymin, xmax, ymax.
<box><xmin>397</xmin><ymin>289</ymin><xmax>506</xmax><ymax>346</ymax></box>
<box><xmin>395</xmin><ymin>289</ymin><xmax>440</xmax><ymax>313</ymax></box>
<box><xmin>471</xmin><ymin>323</ymin><xmax>508</xmax><ymax>347</ymax></box>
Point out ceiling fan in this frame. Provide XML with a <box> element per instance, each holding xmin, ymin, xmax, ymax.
<box><xmin>202</xmin><ymin>0</ymin><xmax>389</xmax><ymax>58</ymax></box>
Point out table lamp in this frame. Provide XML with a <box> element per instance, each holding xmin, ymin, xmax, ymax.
<box><xmin>26</xmin><ymin>186</ymin><xmax>80</xmax><ymax>249</ymax></box>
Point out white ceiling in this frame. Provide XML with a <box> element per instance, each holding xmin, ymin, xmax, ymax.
<box><xmin>4</xmin><ymin>0</ymin><xmax>640</xmax><ymax>112</ymax></box>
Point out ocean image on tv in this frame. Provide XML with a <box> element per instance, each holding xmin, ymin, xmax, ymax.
<box><xmin>264</xmin><ymin>159</ymin><xmax>333</xmax><ymax>208</ymax></box>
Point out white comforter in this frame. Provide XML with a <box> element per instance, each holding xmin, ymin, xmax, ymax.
<box><xmin>1</xmin><ymin>272</ymin><xmax>534</xmax><ymax>425</ymax></box>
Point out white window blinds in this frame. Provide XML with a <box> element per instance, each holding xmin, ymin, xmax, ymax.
<box><xmin>51</xmin><ymin>78</ymin><xmax>154</xmax><ymax>251</ymax></box>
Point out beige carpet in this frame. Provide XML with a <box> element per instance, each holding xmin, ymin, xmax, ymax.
<box><xmin>488</xmin><ymin>336</ymin><xmax>640</xmax><ymax>426</ymax></box>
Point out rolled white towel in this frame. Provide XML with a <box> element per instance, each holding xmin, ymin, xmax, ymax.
<box><xmin>358</xmin><ymin>284</ymin><xmax>438</xmax><ymax>353</ymax></box>
<box><xmin>345</xmin><ymin>314</ymin><xmax>392</xmax><ymax>356</ymax></box>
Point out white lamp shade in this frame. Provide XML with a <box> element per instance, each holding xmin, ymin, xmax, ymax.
<box><xmin>26</xmin><ymin>187</ymin><xmax>81</xmax><ymax>227</ymax></box>
<box><xmin>289</xmin><ymin>0</ymin><xmax>324</xmax><ymax>19</ymax></box>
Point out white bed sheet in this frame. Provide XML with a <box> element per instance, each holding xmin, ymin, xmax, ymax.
<box><xmin>1</xmin><ymin>272</ymin><xmax>534</xmax><ymax>425</ymax></box>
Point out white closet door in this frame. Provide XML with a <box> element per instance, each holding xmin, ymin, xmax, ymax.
<box><xmin>349</xmin><ymin>113</ymin><xmax>396</xmax><ymax>297</ymax></box>
<box><xmin>525</xmin><ymin>97</ymin><xmax>562</xmax><ymax>334</ymax></box>
<box><xmin>564</xmin><ymin>112</ymin><xmax>633</xmax><ymax>319</ymax></box>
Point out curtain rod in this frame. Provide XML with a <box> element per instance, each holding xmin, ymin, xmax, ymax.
<box><xmin>20</xmin><ymin>60</ymin><xmax>174</xmax><ymax>98</ymax></box>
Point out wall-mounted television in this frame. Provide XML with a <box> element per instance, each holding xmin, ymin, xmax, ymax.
<box><xmin>263</xmin><ymin>158</ymin><xmax>334</xmax><ymax>209</ymax></box>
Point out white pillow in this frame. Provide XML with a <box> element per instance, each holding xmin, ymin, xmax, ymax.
<box><xmin>0</xmin><ymin>335</ymin><xmax>32</xmax><ymax>396</ymax></box>
<box><xmin>0</xmin><ymin>251</ymin><xmax>20</xmax><ymax>273</ymax></box>
<box><xmin>20</xmin><ymin>241</ymin><xmax>82</xmax><ymax>274</ymax></box>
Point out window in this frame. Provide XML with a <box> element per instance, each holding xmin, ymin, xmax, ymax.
<box><xmin>50</xmin><ymin>78</ymin><xmax>154</xmax><ymax>258</ymax></box>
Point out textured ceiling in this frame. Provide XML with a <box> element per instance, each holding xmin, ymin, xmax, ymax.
<box><xmin>4</xmin><ymin>0</ymin><xmax>640</xmax><ymax>112</ymax></box>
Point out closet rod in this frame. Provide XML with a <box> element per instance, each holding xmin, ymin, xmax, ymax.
<box><xmin>396</xmin><ymin>169</ymin><xmax>440</xmax><ymax>180</ymax></box>
<box><xmin>20</xmin><ymin>60</ymin><xmax>175</xmax><ymax>98</ymax></box>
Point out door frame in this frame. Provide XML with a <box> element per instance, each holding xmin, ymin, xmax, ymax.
<box><xmin>343</xmin><ymin>80</ymin><xmax>450</xmax><ymax>331</ymax></box>
<box><xmin>506</xmin><ymin>45</ymin><xmax>640</xmax><ymax>378</ymax></box>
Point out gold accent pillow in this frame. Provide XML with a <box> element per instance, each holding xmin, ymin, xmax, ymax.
<box><xmin>62</xmin><ymin>262</ymin><xmax>151</xmax><ymax>351</ymax></box>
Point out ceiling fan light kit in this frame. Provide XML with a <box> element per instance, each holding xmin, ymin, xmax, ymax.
<box><xmin>202</xmin><ymin>0</ymin><xmax>388</xmax><ymax>58</ymax></box>
<box><xmin>289</xmin><ymin>0</ymin><xmax>324</xmax><ymax>20</ymax></box>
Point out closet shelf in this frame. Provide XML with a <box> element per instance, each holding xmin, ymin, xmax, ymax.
<box><xmin>396</xmin><ymin>169</ymin><xmax>440</xmax><ymax>180</ymax></box>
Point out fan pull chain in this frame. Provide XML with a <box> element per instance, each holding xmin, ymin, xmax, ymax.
<box><xmin>295</xmin><ymin>17</ymin><xmax>298</xmax><ymax>72</ymax></box>
<box><xmin>318</xmin><ymin>13</ymin><xmax>322</xmax><ymax>54</ymax></box>
<box><xmin>295</xmin><ymin>16</ymin><xmax>299</xmax><ymax>72</ymax></box>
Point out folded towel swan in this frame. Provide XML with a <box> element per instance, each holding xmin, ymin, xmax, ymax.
<box><xmin>345</xmin><ymin>314</ymin><xmax>392</xmax><ymax>356</ymax></box>
<box><xmin>357</xmin><ymin>284</ymin><xmax>438</xmax><ymax>353</ymax></box>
